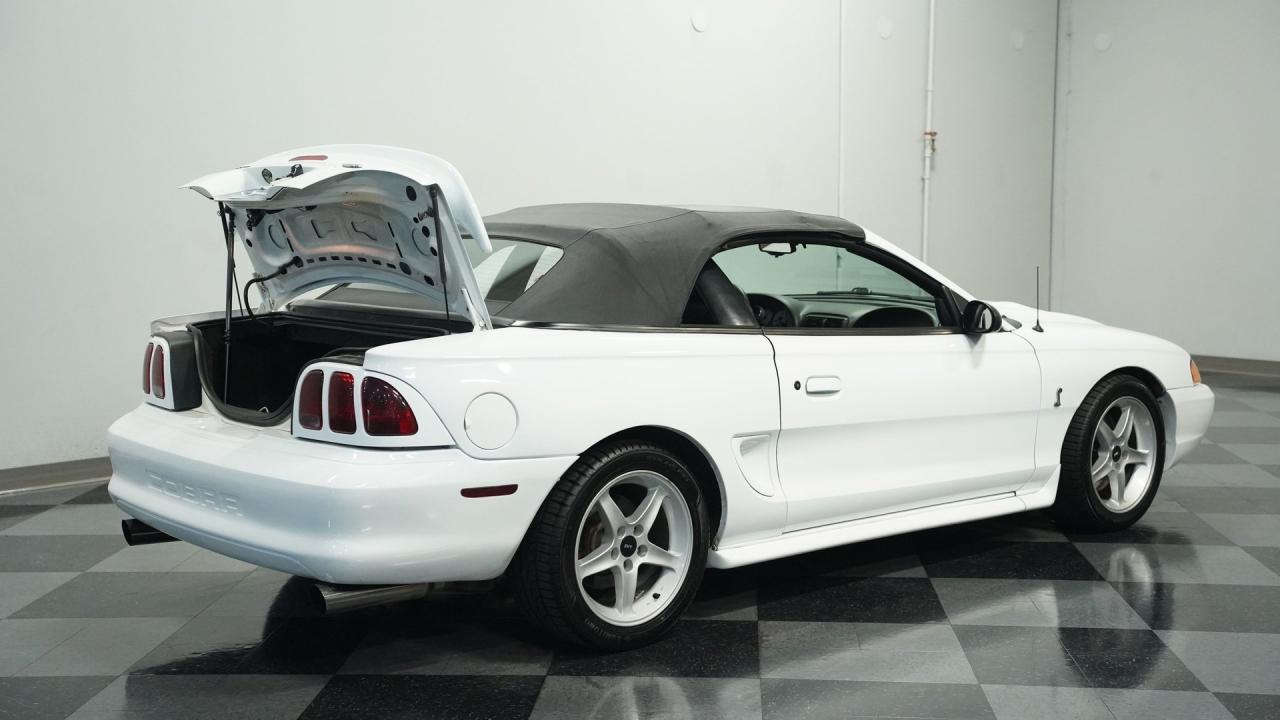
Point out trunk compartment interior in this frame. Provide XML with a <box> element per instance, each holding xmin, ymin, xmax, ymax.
<box><xmin>189</xmin><ymin>313</ymin><xmax>442</xmax><ymax>425</ymax></box>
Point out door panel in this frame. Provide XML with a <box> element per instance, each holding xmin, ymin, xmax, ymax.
<box><xmin>770</xmin><ymin>330</ymin><xmax>1040</xmax><ymax>531</ymax></box>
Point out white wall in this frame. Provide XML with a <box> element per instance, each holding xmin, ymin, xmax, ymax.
<box><xmin>0</xmin><ymin>0</ymin><xmax>841</xmax><ymax>469</ymax></box>
<box><xmin>928</xmin><ymin>0</ymin><xmax>1057</xmax><ymax>305</ymax></box>
<box><xmin>838</xmin><ymin>0</ymin><xmax>1058</xmax><ymax>306</ymax></box>
<box><xmin>838</xmin><ymin>0</ymin><xmax>929</xmax><ymax>255</ymax></box>
<box><xmin>1051</xmin><ymin>0</ymin><xmax>1280</xmax><ymax>361</ymax></box>
<box><xmin>0</xmin><ymin>0</ymin><xmax>1058</xmax><ymax>469</ymax></box>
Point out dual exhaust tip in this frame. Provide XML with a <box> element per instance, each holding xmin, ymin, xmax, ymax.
<box><xmin>120</xmin><ymin>518</ymin><xmax>433</xmax><ymax>614</ymax></box>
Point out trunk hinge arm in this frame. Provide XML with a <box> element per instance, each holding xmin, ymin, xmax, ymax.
<box><xmin>430</xmin><ymin>186</ymin><xmax>490</xmax><ymax>332</ymax></box>
<box><xmin>430</xmin><ymin>187</ymin><xmax>452</xmax><ymax>334</ymax></box>
<box><xmin>217</xmin><ymin>202</ymin><xmax>236</xmax><ymax>399</ymax></box>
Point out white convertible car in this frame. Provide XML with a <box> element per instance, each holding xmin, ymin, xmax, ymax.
<box><xmin>108</xmin><ymin>145</ymin><xmax>1214</xmax><ymax>649</ymax></box>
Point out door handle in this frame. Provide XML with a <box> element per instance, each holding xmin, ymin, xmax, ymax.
<box><xmin>805</xmin><ymin>376</ymin><xmax>841</xmax><ymax>395</ymax></box>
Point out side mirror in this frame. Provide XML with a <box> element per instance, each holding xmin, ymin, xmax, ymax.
<box><xmin>961</xmin><ymin>300</ymin><xmax>1003</xmax><ymax>334</ymax></box>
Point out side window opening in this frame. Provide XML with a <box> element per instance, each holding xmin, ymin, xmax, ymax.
<box><xmin>680</xmin><ymin>260</ymin><xmax>756</xmax><ymax>327</ymax></box>
<box><xmin>686</xmin><ymin>239</ymin><xmax>956</xmax><ymax>330</ymax></box>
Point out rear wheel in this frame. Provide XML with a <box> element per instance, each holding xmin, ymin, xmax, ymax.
<box><xmin>515</xmin><ymin>440</ymin><xmax>709</xmax><ymax>650</ymax></box>
<box><xmin>1053</xmin><ymin>375</ymin><xmax>1165</xmax><ymax>530</ymax></box>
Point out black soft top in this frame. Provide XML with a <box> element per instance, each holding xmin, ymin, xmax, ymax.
<box><xmin>486</xmin><ymin>203</ymin><xmax>865</xmax><ymax>327</ymax></box>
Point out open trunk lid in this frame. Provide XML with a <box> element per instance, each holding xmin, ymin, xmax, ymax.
<box><xmin>183</xmin><ymin>145</ymin><xmax>492</xmax><ymax>330</ymax></box>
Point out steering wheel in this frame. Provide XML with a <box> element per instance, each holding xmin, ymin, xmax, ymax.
<box><xmin>747</xmin><ymin>294</ymin><xmax>796</xmax><ymax>327</ymax></box>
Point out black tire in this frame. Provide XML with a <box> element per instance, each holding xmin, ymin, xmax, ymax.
<box><xmin>1053</xmin><ymin>374</ymin><xmax>1166</xmax><ymax>531</ymax></box>
<box><xmin>514</xmin><ymin>440</ymin><xmax>709</xmax><ymax>650</ymax></box>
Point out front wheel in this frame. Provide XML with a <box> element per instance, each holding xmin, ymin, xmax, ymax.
<box><xmin>1053</xmin><ymin>374</ymin><xmax>1166</xmax><ymax>530</ymax></box>
<box><xmin>515</xmin><ymin>440</ymin><xmax>709</xmax><ymax>650</ymax></box>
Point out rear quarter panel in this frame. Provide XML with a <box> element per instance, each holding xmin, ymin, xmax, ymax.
<box><xmin>364</xmin><ymin>327</ymin><xmax>785</xmax><ymax>547</ymax></box>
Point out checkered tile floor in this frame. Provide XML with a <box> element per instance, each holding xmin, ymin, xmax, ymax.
<box><xmin>2</xmin><ymin>371</ymin><xmax>1278</xmax><ymax>719</ymax></box>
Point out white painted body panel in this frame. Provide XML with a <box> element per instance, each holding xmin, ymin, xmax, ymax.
<box><xmin>769</xmin><ymin>330</ymin><xmax>1040</xmax><ymax>531</ymax></box>
<box><xmin>108</xmin><ymin>404</ymin><xmax>576</xmax><ymax>584</ymax></box>
<box><xmin>108</xmin><ymin>309</ymin><xmax>1210</xmax><ymax>582</ymax></box>
<box><xmin>365</xmin><ymin>328</ymin><xmax>788</xmax><ymax>548</ymax></box>
<box><xmin>106</xmin><ymin>150</ymin><xmax>1214</xmax><ymax>584</ymax></box>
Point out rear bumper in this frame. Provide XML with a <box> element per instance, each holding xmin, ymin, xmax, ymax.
<box><xmin>107</xmin><ymin>405</ymin><xmax>576</xmax><ymax>584</ymax></box>
<box><xmin>1166</xmin><ymin>383</ymin><xmax>1215</xmax><ymax>467</ymax></box>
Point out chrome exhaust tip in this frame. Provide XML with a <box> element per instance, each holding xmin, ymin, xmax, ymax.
<box><xmin>311</xmin><ymin>582</ymin><xmax>431</xmax><ymax>614</ymax></box>
<box><xmin>121</xmin><ymin>518</ymin><xmax>177</xmax><ymax>546</ymax></box>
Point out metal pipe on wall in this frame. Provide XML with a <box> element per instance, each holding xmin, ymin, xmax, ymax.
<box><xmin>920</xmin><ymin>0</ymin><xmax>938</xmax><ymax>263</ymax></box>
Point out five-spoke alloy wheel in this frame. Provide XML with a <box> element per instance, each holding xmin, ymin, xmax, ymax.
<box><xmin>1055</xmin><ymin>374</ymin><xmax>1166</xmax><ymax>530</ymax></box>
<box><xmin>516</xmin><ymin>440</ymin><xmax>709</xmax><ymax>650</ymax></box>
<box><xmin>1089</xmin><ymin>397</ymin><xmax>1158</xmax><ymax>513</ymax></box>
<box><xmin>574</xmin><ymin>470</ymin><xmax>694</xmax><ymax>626</ymax></box>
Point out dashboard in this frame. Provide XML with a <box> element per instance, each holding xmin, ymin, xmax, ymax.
<box><xmin>747</xmin><ymin>293</ymin><xmax>939</xmax><ymax>329</ymax></box>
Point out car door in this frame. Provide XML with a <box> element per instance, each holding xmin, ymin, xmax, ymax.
<box><xmin>714</xmin><ymin>238</ymin><xmax>1041</xmax><ymax>531</ymax></box>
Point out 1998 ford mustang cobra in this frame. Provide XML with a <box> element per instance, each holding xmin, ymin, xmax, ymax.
<box><xmin>108</xmin><ymin>145</ymin><xmax>1214</xmax><ymax>649</ymax></box>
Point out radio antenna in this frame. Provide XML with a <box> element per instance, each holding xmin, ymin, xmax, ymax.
<box><xmin>1032</xmin><ymin>265</ymin><xmax>1044</xmax><ymax>332</ymax></box>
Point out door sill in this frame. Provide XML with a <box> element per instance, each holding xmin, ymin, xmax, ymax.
<box><xmin>708</xmin><ymin>491</ymin><xmax>1022</xmax><ymax>570</ymax></box>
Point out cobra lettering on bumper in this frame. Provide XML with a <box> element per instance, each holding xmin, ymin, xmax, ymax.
<box><xmin>146</xmin><ymin>471</ymin><xmax>244</xmax><ymax>517</ymax></box>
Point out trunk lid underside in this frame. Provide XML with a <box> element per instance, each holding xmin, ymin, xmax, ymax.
<box><xmin>183</xmin><ymin>145</ymin><xmax>492</xmax><ymax>330</ymax></box>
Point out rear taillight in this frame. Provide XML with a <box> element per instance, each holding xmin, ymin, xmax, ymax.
<box><xmin>293</xmin><ymin>364</ymin><xmax>434</xmax><ymax>446</ymax></box>
<box><xmin>142</xmin><ymin>344</ymin><xmax>154</xmax><ymax>394</ymax></box>
<box><xmin>328</xmin><ymin>371</ymin><xmax>356</xmax><ymax>434</ymax></box>
<box><xmin>362</xmin><ymin>377</ymin><xmax>419</xmax><ymax>436</ymax></box>
<box><xmin>150</xmin><ymin>345</ymin><xmax>166</xmax><ymax>399</ymax></box>
<box><xmin>298</xmin><ymin>370</ymin><xmax>324</xmax><ymax>430</ymax></box>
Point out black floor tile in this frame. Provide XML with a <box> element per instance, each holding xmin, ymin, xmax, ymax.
<box><xmin>921</xmin><ymin>540</ymin><xmax>1103</xmax><ymax>580</ymax></box>
<box><xmin>0</xmin><ymin>368</ymin><xmax>1273</xmax><ymax>720</ymax></box>
<box><xmin>757</xmin><ymin>576</ymin><xmax>947</xmax><ymax>623</ymax></box>
<box><xmin>1207</xmin><ymin>396</ymin><xmax>1264</xmax><ymax>411</ymax></box>
<box><xmin>1069</xmin><ymin>649</ymin><xmax>1205</xmax><ymax>690</ymax></box>
<box><xmin>1057</xmin><ymin>627</ymin><xmax>1204</xmax><ymax>690</ymax></box>
<box><xmin>1243</xmin><ymin>546</ymin><xmax>1280</xmax><ymax>576</ymax></box>
<box><xmin>1055</xmin><ymin>626</ymin><xmax>1163</xmax><ymax>655</ymax></box>
<box><xmin>10</xmin><ymin>571</ymin><xmax>247</xmax><ymax>618</ymax></box>
<box><xmin>1206</xmin><ymin>426</ymin><xmax>1280</xmax><ymax>444</ymax></box>
<box><xmin>299</xmin><ymin>675</ymin><xmax>544</xmax><ymax>720</ymax></box>
<box><xmin>1164</xmin><ymin>487</ymin><xmax>1280</xmax><ymax>514</ymax></box>
<box><xmin>196</xmin><ymin>573</ymin><xmax>326</xmax><ymax>620</ymax></box>
<box><xmin>549</xmin><ymin>620</ymin><xmax>758</xmax><ymax>678</ymax></box>
<box><xmin>1113</xmin><ymin>582</ymin><xmax>1280</xmax><ymax>633</ymax></box>
<box><xmin>338</xmin><ymin>615</ymin><xmax>552</xmax><ymax>676</ymax></box>
<box><xmin>232</xmin><ymin>617</ymin><xmax>371</xmax><ymax>675</ymax></box>
<box><xmin>0</xmin><ymin>535</ymin><xmax>125</xmax><ymax>572</ymax></box>
<box><xmin>0</xmin><ymin>486</ymin><xmax>96</xmax><ymax>507</ymax></box>
<box><xmin>952</xmin><ymin>625</ymin><xmax>1090</xmax><ymax>687</ymax></box>
<box><xmin>761</xmin><ymin>678</ymin><xmax>994</xmax><ymax>719</ymax></box>
<box><xmin>1178</xmin><ymin>443</ymin><xmax>1253</xmax><ymax>465</ymax></box>
<box><xmin>1062</xmin><ymin>512</ymin><xmax>1234</xmax><ymax>545</ymax></box>
<box><xmin>130</xmin><ymin>615</ymin><xmax>276</xmax><ymax>674</ymax></box>
<box><xmin>0</xmin><ymin>505</ymin><xmax>44</xmax><ymax>532</ymax></box>
<box><xmin>1214</xmin><ymin>692</ymin><xmax>1280</xmax><ymax>720</ymax></box>
<box><xmin>71</xmin><ymin>674</ymin><xmax>327</xmax><ymax>720</ymax></box>
<box><xmin>1199</xmin><ymin>371</ymin><xmax>1280</xmax><ymax>389</ymax></box>
<box><xmin>0</xmin><ymin>676</ymin><xmax>114</xmax><ymax>720</ymax></box>
<box><xmin>64</xmin><ymin>483</ymin><xmax>114</xmax><ymax>505</ymax></box>
<box><xmin>534</xmin><ymin>675</ymin><xmax>761</xmax><ymax>720</ymax></box>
